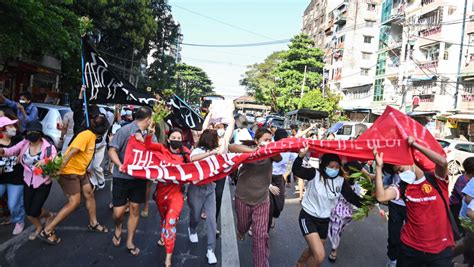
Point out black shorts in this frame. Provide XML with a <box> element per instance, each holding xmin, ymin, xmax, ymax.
<box><xmin>24</xmin><ymin>183</ymin><xmax>52</xmax><ymax>217</ymax></box>
<box><xmin>112</xmin><ymin>178</ymin><xmax>147</xmax><ymax>207</ymax></box>
<box><xmin>298</xmin><ymin>209</ymin><xmax>330</xmax><ymax>239</ymax></box>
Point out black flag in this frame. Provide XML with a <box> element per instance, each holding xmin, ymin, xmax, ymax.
<box><xmin>170</xmin><ymin>94</ymin><xmax>204</xmax><ymax>130</ymax></box>
<box><xmin>81</xmin><ymin>36</ymin><xmax>156</xmax><ymax>106</ymax></box>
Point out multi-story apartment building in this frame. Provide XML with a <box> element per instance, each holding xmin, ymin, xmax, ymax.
<box><xmin>303</xmin><ymin>0</ymin><xmax>381</xmax><ymax>116</ymax></box>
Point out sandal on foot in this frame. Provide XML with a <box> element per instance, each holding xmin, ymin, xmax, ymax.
<box><xmin>157</xmin><ymin>238</ymin><xmax>164</xmax><ymax>247</ymax></box>
<box><xmin>88</xmin><ymin>222</ymin><xmax>109</xmax><ymax>233</ymax></box>
<box><xmin>127</xmin><ymin>246</ymin><xmax>140</xmax><ymax>256</ymax></box>
<box><xmin>112</xmin><ymin>233</ymin><xmax>122</xmax><ymax>247</ymax></box>
<box><xmin>38</xmin><ymin>230</ymin><xmax>61</xmax><ymax>245</ymax></box>
<box><xmin>328</xmin><ymin>250</ymin><xmax>337</xmax><ymax>263</ymax></box>
<box><xmin>140</xmin><ymin>210</ymin><xmax>149</xmax><ymax>218</ymax></box>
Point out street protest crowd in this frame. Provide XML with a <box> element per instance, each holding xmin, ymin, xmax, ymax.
<box><xmin>0</xmin><ymin>87</ymin><xmax>473</xmax><ymax>267</ymax></box>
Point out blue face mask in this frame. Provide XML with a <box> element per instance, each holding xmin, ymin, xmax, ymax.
<box><xmin>325</xmin><ymin>167</ymin><xmax>339</xmax><ymax>178</ymax></box>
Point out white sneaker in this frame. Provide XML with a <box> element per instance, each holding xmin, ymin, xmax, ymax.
<box><xmin>386</xmin><ymin>260</ymin><xmax>397</xmax><ymax>267</ymax></box>
<box><xmin>206</xmin><ymin>249</ymin><xmax>217</xmax><ymax>265</ymax></box>
<box><xmin>12</xmin><ymin>222</ymin><xmax>24</xmax><ymax>235</ymax></box>
<box><xmin>188</xmin><ymin>227</ymin><xmax>198</xmax><ymax>243</ymax></box>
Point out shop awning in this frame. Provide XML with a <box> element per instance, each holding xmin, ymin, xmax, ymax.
<box><xmin>342</xmin><ymin>84</ymin><xmax>372</xmax><ymax>91</ymax></box>
<box><xmin>448</xmin><ymin>114</ymin><xmax>474</xmax><ymax>121</ymax></box>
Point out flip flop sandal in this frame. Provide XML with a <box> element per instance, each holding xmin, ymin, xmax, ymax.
<box><xmin>38</xmin><ymin>230</ymin><xmax>61</xmax><ymax>245</ymax></box>
<box><xmin>88</xmin><ymin>223</ymin><xmax>109</xmax><ymax>233</ymax></box>
<box><xmin>112</xmin><ymin>233</ymin><xmax>122</xmax><ymax>247</ymax></box>
<box><xmin>157</xmin><ymin>238</ymin><xmax>165</xmax><ymax>247</ymax></box>
<box><xmin>127</xmin><ymin>246</ymin><xmax>140</xmax><ymax>256</ymax></box>
<box><xmin>0</xmin><ymin>219</ymin><xmax>11</xmax><ymax>226</ymax></box>
<box><xmin>328</xmin><ymin>250</ymin><xmax>337</xmax><ymax>263</ymax></box>
<box><xmin>140</xmin><ymin>210</ymin><xmax>149</xmax><ymax>218</ymax></box>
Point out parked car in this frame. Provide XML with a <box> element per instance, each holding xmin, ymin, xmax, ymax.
<box><xmin>437</xmin><ymin>139</ymin><xmax>474</xmax><ymax>175</ymax></box>
<box><xmin>35</xmin><ymin>103</ymin><xmax>71</xmax><ymax>148</ymax></box>
<box><xmin>246</xmin><ymin>113</ymin><xmax>256</xmax><ymax>123</ymax></box>
<box><xmin>264</xmin><ymin>115</ymin><xmax>285</xmax><ymax>129</ymax></box>
<box><xmin>330</xmin><ymin>122</ymin><xmax>373</xmax><ymax>140</ymax></box>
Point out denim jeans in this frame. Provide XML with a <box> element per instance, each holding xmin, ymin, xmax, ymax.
<box><xmin>0</xmin><ymin>184</ymin><xmax>25</xmax><ymax>224</ymax></box>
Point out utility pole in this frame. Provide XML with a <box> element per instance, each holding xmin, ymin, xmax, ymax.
<box><xmin>454</xmin><ymin>0</ymin><xmax>468</xmax><ymax>110</ymax></box>
<box><xmin>300</xmin><ymin>65</ymin><xmax>307</xmax><ymax>100</ymax></box>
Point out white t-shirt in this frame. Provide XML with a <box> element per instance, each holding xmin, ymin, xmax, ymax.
<box><xmin>272</xmin><ymin>152</ymin><xmax>297</xmax><ymax>176</ymax></box>
<box><xmin>302</xmin><ymin>171</ymin><xmax>345</xmax><ymax>218</ymax></box>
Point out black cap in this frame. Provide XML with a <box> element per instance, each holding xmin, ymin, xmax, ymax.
<box><xmin>25</xmin><ymin>120</ymin><xmax>43</xmax><ymax>133</ymax></box>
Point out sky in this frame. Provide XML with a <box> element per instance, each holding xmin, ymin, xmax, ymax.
<box><xmin>168</xmin><ymin>0</ymin><xmax>309</xmax><ymax>100</ymax></box>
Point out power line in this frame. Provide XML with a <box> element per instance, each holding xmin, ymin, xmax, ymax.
<box><xmin>172</xmin><ymin>4</ymin><xmax>276</xmax><ymax>41</ymax></box>
<box><xmin>181</xmin><ymin>39</ymin><xmax>291</xmax><ymax>47</ymax></box>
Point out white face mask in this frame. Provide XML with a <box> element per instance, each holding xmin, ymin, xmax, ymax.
<box><xmin>217</xmin><ymin>128</ymin><xmax>225</xmax><ymax>138</ymax></box>
<box><xmin>399</xmin><ymin>170</ymin><xmax>416</xmax><ymax>184</ymax></box>
<box><xmin>19</xmin><ymin>100</ymin><xmax>27</xmax><ymax>104</ymax></box>
<box><xmin>260</xmin><ymin>141</ymin><xmax>270</xmax><ymax>147</ymax></box>
<box><xmin>5</xmin><ymin>128</ymin><xmax>16</xmax><ymax>137</ymax></box>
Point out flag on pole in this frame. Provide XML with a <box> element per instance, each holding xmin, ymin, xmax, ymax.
<box><xmin>170</xmin><ymin>94</ymin><xmax>204</xmax><ymax>130</ymax></box>
<box><xmin>81</xmin><ymin>36</ymin><xmax>156</xmax><ymax>106</ymax></box>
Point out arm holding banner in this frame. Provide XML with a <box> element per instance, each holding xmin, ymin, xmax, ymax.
<box><xmin>373</xmin><ymin>147</ymin><xmax>398</xmax><ymax>202</ymax></box>
<box><xmin>292</xmin><ymin>147</ymin><xmax>316</xmax><ymax>181</ymax></box>
<box><xmin>408</xmin><ymin>136</ymin><xmax>448</xmax><ymax>179</ymax></box>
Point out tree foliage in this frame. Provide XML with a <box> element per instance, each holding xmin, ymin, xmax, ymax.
<box><xmin>240</xmin><ymin>34</ymin><xmax>338</xmax><ymax>115</ymax></box>
<box><xmin>174</xmin><ymin>63</ymin><xmax>214</xmax><ymax>105</ymax></box>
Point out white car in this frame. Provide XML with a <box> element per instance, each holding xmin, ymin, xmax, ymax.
<box><xmin>332</xmin><ymin>122</ymin><xmax>373</xmax><ymax>140</ymax></box>
<box><xmin>437</xmin><ymin>139</ymin><xmax>474</xmax><ymax>175</ymax></box>
<box><xmin>35</xmin><ymin>103</ymin><xmax>71</xmax><ymax>148</ymax></box>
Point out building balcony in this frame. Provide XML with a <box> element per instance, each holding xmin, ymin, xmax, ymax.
<box><xmin>334</xmin><ymin>12</ymin><xmax>347</xmax><ymax>25</ymax></box>
<box><xmin>382</xmin><ymin>4</ymin><xmax>405</xmax><ymax>25</ymax></box>
<box><xmin>412</xmin><ymin>93</ymin><xmax>452</xmax><ymax>112</ymax></box>
<box><xmin>418</xmin><ymin>59</ymin><xmax>439</xmax><ymax>70</ymax></box>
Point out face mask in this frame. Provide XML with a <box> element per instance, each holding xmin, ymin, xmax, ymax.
<box><xmin>169</xmin><ymin>140</ymin><xmax>182</xmax><ymax>150</ymax></box>
<box><xmin>26</xmin><ymin>132</ymin><xmax>41</xmax><ymax>142</ymax></box>
<box><xmin>19</xmin><ymin>100</ymin><xmax>27</xmax><ymax>104</ymax></box>
<box><xmin>399</xmin><ymin>170</ymin><xmax>417</xmax><ymax>184</ymax></box>
<box><xmin>325</xmin><ymin>167</ymin><xmax>339</xmax><ymax>178</ymax></box>
<box><xmin>260</xmin><ymin>141</ymin><xmax>270</xmax><ymax>147</ymax></box>
<box><xmin>217</xmin><ymin>128</ymin><xmax>225</xmax><ymax>138</ymax></box>
<box><xmin>5</xmin><ymin>128</ymin><xmax>16</xmax><ymax>137</ymax></box>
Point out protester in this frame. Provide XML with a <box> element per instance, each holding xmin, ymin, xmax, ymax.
<box><xmin>187</xmin><ymin>130</ymin><xmax>222</xmax><ymax>265</ymax></box>
<box><xmin>292</xmin><ymin>150</ymin><xmax>362</xmax><ymax>267</ymax></box>
<box><xmin>40</xmin><ymin>116</ymin><xmax>110</xmax><ymax>245</ymax></box>
<box><xmin>233</xmin><ymin>114</ymin><xmax>252</xmax><ymax>144</ymax></box>
<box><xmin>88</xmin><ymin>106</ymin><xmax>114</xmax><ymax>190</ymax></box>
<box><xmin>119</xmin><ymin>110</ymin><xmax>133</xmax><ymax>127</ymax></box>
<box><xmin>137</xmin><ymin>128</ymin><xmax>189</xmax><ymax>267</ymax></box>
<box><xmin>290</xmin><ymin>124</ymin><xmax>298</xmax><ymax>137</ymax></box>
<box><xmin>0</xmin><ymin>116</ymin><xmax>25</xmax><ymax>235</ymax></box>
<box><xmin>0</xmin><ymin>120</ymin><xmax>57</xmax><ymax>240</ymax></box>
<box><xmin>450</xmin><ymin>157</ymin><xmax>474</xmax><ymax>232</ymax></box>
<box><xmin>268</xmin><ymin>128</ymin><xmax>296</xmax><ymax>230</ymax></box>
<box><xmin>0</xmin><ymin>92</ymin><xmax>38</xmax><ymax>129</ymax></box>
<box><xmin>109</xmin><ymin>106</ymin><xmax>154</xmax><ymax>256</ymax></box>
<box><xmin>383</xmin><ymin>166</ymin><xmax>407</xmax><ymax>267</ymax></box>
<box><xmin>234</xmin><ymin>128</ymin><xmax>282</xmax><ymax>267</ymax></box>
<box><xmin>327</xmin><ymin>161</ymin><xmax>366</xmax><ymax>263</ymax></box>
<box><xmin>459</xmin><ymin>178</ymin><xmax>474</xmax><ymax>267</ymax></box>
<box><xmin>373</xmin><ymin>136</ymin><xmax>454</xmax><ymax>267</ymax></box>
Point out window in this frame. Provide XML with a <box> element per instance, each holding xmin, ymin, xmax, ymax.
<box><xmin>365</xmin><ymin>20</ymin><xmax>375</xmax><ymax>27</ymax></box>
<box><xmin>455</xmin><ymin>143</ymin><xmax>473</xmax><ymax>153</ymax></box>
<box><xmin>437</xmin><ymin>140</ymin><xmax>451</xmax><ymax>149</ymax></box>
<box><xmin>361</xmin><ymin>68</ymin><xmax>370</xmax><ymax>76</ymax></box>
<box><xmin>364</xmin><ymin>36</ymin><xmax>373</xmax><ymax>43</ymax></box>
<box><xmin>362</xmin><ymin>52</ymin><xmax>371</xmax><ymax>60</ymax></box>
<box><xmin>367</xmin><ymin>3</ymin><xmax>376</xmax><ymax>11</ymax></box>
<box><xmin>337</xmin><ymin>125</ymin><xmax>353</xmax><ymax>136</ymax></box>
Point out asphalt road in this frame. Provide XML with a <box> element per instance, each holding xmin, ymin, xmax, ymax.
<box><xmin>0</xmin><ymin>176</ymin><xmax>396</xmax><ymax>267</ymax></box>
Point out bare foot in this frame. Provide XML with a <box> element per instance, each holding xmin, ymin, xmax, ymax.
<box><xmin>29</xmin><ymin>228</ymin><xmax>42</xmax><ymax>240</ymax></box>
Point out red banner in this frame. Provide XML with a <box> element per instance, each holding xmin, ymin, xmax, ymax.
<box><xmin>123</xmin><ymin>107</ymin><xmax>444</xmax><ymax>185</ymax></box>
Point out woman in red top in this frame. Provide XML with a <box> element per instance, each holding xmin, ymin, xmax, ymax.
<box><xmin>374</xmin><ymin>136</ymin><xmax>453</xmax><ymax>267</ymax></box>
<box><xmin>139</xmin><ymin>128</ymin><xmax>189</xmax><ymax>267</ymax></box>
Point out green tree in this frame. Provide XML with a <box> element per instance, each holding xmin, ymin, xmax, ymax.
<box><xmin>240</xmin><ymin>51</ymin><xmax>284</xmax><ymax>111</ymax></box>
<box><xmin>0</xmin><ymin>2</ymin><xmax>81</xmax><ymax>62</ymax></box>
<box><xmin>300</xmin><ymin>88</ymin><xmax>343</xmax><ymax>121</ymax></box>
<box><xmin>241</xmin><ymin>34</ymin><xmax>332</xmax><ymax>113</ymax></box>
<box><xmin>175</xmin><ymin>63</ymin><xmax>214</xmax><ymax>105</ymax></box>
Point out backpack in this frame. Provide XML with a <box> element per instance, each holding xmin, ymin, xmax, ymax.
<box><xmin>399</xmin><ymin>172</ymin><xmax>461</xmax><ymax>241</ymax></box>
